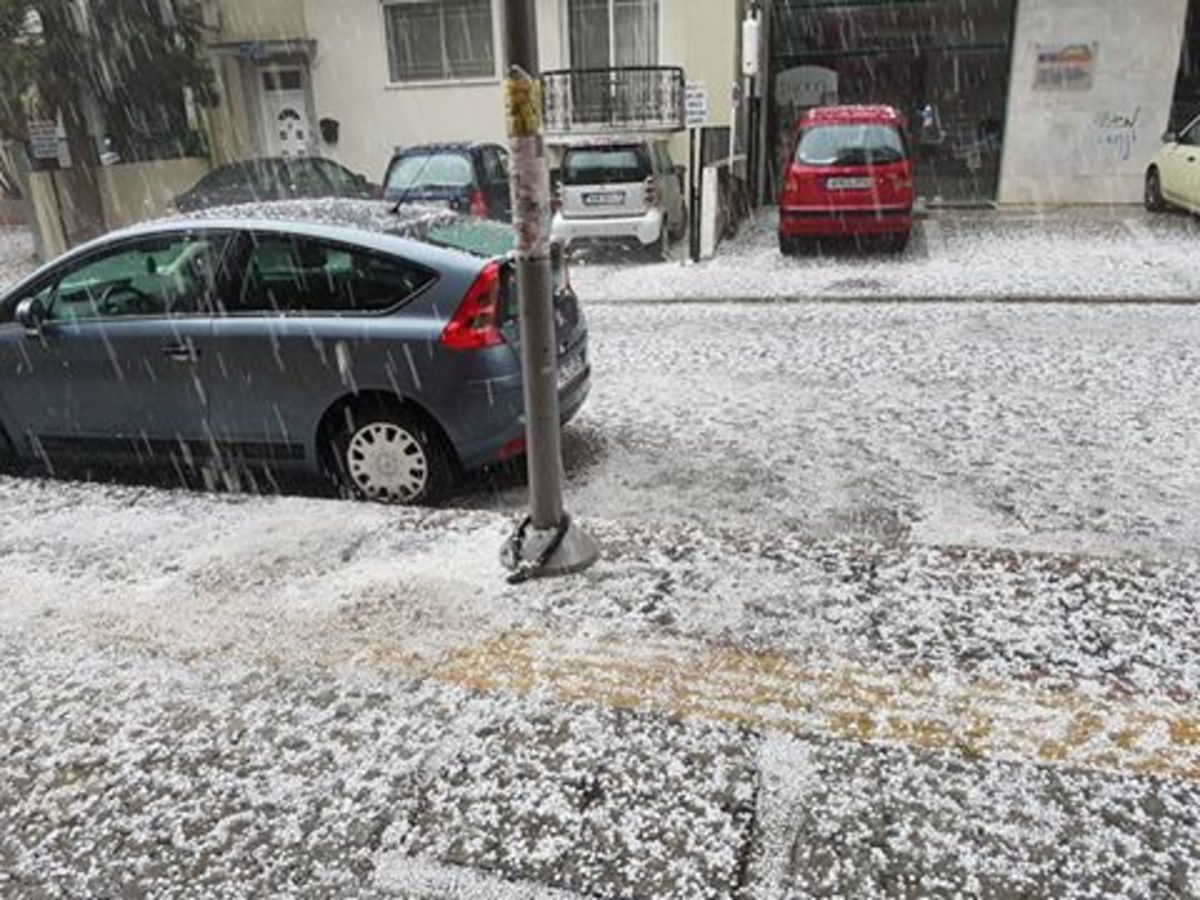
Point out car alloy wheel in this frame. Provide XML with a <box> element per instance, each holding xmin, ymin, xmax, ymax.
<box><xmin>340</xmin><ymin>415</ymin><xmax>440</xmax><ymax>504</ymax></box>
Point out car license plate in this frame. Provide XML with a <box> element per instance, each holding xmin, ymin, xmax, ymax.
<box><xmin>557</xmin><ymin>349</ymin><xmax>586</xmax><ymax>389</ymax></box>
<box><xmin>583</xmin><ymin>191</ymin><xmax>625</xmax><ymax>206</ymax></box>
<box><xmin>826</xmin><ymin>177</ymin><xmax>873</xmax><ymax>190</ymax></box>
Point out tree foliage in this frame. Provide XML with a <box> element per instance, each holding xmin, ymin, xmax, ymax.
<box><xmin>0</xmin><ymin>0</ymin><xmax>217</xmax><ymax>161</ymax></box>
<box><xmin>0</xmin><ymin>1</ymin><xmax>38</xmax><ymax>142</ymax></box>
<box><xmin>84</xmin><ymin>0</ymin><xmax>217</xmax><ymax>161</ymax></box>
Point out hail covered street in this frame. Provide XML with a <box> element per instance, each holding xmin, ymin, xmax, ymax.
<box><xmin>2</xmin><ymin>214</ymin><xmax>1198</xmax><ymax>898</ymax></box>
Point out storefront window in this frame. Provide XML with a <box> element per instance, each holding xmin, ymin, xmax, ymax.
<box><xmin>769</xmin><ymin>0</ymin><xmax>1017</xmax><ymax>204</ymax></box>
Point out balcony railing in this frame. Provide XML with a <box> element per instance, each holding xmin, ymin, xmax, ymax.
<box><xmin>542</xmin><ymin>66</ymin><xmax>686</xmax><ymax>137</ymax></box>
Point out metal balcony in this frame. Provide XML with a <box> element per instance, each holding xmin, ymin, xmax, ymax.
<box><xmin>541</xmin><ymin>66</ymin><xmax>686</xmax><ymax>139</ymax></box>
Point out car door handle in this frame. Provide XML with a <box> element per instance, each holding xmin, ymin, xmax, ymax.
<box><xmin>162</xmin><ymin>340</ymin><xmax>200</xmax><ymax>363</ymax></box>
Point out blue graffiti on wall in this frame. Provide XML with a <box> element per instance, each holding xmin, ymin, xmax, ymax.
<box><xmin>1092</xmin><ymin>107</ymin><xmax>1141</xmax><ymax>163</ymax></box>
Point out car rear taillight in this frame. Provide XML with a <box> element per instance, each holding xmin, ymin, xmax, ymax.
<box><xmin>644</xmin><ymin>176</ymin><xmax>658</xmax><ymax>206</ymax></box>
<box><xmin>551</xmin><ymin>180</ymin><xmax>563</xmax><ymax>213</ymax></box>
<box><xmin>783</xmin><ymin>164</ymin><xmax>804</xmax><ymax>198</ymax></box>
<box><xmin>441</xmin><ymin>261</ymin><xmax>504</xmax><ymax>351</ymax></box>
<box><xmin>469</xmin><ymin>187</ymin><xmax>489</xmax><ymax>218</ymax></box>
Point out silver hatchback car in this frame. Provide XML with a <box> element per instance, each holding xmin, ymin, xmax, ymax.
<box><xmin>552</xmin><ymin>140</ymin><xmax>687</xmax><ymax>256</ymax></box>
<box><xmin>0</xmin><ymin>202</ymin><xmax>589</xmax><ymax>504</ymax></box>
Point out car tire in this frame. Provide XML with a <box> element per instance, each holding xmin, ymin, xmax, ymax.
<box><xmin>647</xmin><ymin>223</ymin><xmax>667</xmax><ymax>260</ymax></box>
<box><xmin>884</xmin><ymin>231</ymin><xmax>911</xmax><ymax>254</ymax></box>
<box><xmin>329</xmin><ymin>405</ymin><xmax>451</xmax><ymax>505</ymax></box>
<box><xmin>0</xmin><ymin>427</ymin><xmax>16</xmax><ymax>472</ymax></box>
<box><xmin>673</xmin><ymin>205</ymin><xmax>689</xmax><ymax>242</ymax></box>
<box><xmin>1144</xmin><ymin>168</ymin><xmax>1166</xmax><ymax>212</ymax></box>
<box><xmin>779</xmin><ymin>234</ymin><xmax>800</xmax><ymax>256</ymax></box>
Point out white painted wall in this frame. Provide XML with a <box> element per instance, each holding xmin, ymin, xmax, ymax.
<box><xmin>300</xmin><ymin>0</ymin><xmax>739</xmax><ymax>182</ymax></box>
<box><xmin>303</xmin><ymin>0</ymin><xmax>501</xmax><ymax>179</ymax></box>
<box><xmin>999</xmin><ymin>0</ymin><xmax>1189</xmax><ymax>205</ymax></box>
<box><xmin>302</xmin><ymin>0</ymin><xmax>567</xmax><ymax>180</ymax></box>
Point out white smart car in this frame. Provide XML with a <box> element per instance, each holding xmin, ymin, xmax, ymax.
<box><xmin>552</xmin><ymin>140</ymin><xmax>688</xmax><ymax>258</ymax></box>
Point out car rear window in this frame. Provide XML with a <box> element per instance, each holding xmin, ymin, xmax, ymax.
<box><xmin>562</xmin><ymin>146</ymin><xmax>651</xmax><ymax>185</ymax></box>
<box><xmin>795</xmin><ymin>124</ymin><xmax>907</xmax><ymax>166</ymax></box>
<box><xmin>386</xmin><ymin>152</ymin><xmax>475</xmax><ymax>196</ymax></box>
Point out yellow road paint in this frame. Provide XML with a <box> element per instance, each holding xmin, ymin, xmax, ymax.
<box><xmin>438</xmin><ymin>631</ymin><xmax>1200</xmax><ymax>783</ymax></box>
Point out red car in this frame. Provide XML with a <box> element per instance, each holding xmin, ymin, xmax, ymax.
<box><xmin>778</xmin><ymin>105</ymin><xmax>914</xmax><ymax>254</ymax></box>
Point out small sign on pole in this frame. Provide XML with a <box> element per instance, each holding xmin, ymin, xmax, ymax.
<box><xmin>685</xmin><ymin>81</ymin><xmax>707</xmax><ymax>264</ymax></box>
<box><xmin>28</xmin><ymin>119</ymin><xmax>60</xmax><ymax>161</ymax></box>
<box><xmin>685</xmin><ymin>81</ymin><xmax>709</xmax><ymax>128</ymax></box>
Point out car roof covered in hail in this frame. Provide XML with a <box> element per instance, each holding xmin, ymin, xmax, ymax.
<box><xmin>156</xmin><ymin>199</ymin><xmax>503</xmax><ymax>264</ymax></box>
<box><xmin>801</xmin><ymin>104</ymin><xmax>906</xmax><ymax>125</ymax></box>
<box><xmin>1</xmin><ymin>200</ymin><xmax>500</xmax><ymax>298</ymax></box>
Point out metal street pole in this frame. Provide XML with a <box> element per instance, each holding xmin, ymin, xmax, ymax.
<box><xmin>499</xmin><ymin>0</ymin><xmax>600</xmax><ymax>583</ymax></box>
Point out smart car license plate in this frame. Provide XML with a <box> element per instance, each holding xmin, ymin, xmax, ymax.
<box><xmin>583</xmin><ymin>191</ymin><xmax>626</xmax><ymax>206</ymax></box>
<box><xmin>557</xmin><ymin>349</ymin><xmax>586</xmax><ymax>389</ymax></box>
<box><xmin>826</xmin><ymin>177</ymin><xmax>873</xmax><ymax>190</ymax></box>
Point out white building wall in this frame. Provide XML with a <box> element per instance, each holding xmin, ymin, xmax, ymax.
<box><xmin>302</xmin><ymin>0</ymin><xmax>572</xmax><ymax>179</ymax></box>
<box><xmin>302</xmin><ymin>0</ymin><xmax>738</xmax><ymax>180</ymax></box>
<box><xmin>999</xmin><ymin>0</ymin><xmax>1189</xmax><ymax>204</ymax></box>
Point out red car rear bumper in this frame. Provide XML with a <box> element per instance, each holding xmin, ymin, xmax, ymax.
<box><xmin>779</xmin><ymin>206</ymin><xmax>913</xmax><ymax>237</ymax></box>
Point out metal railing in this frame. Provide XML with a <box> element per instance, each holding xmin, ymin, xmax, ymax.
<box><xmin>541</xmin><ymin>66</ymin><xmax>686</xmax><ymax>136</ymax></box>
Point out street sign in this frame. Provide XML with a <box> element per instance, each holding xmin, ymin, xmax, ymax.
<box><xmin>685</xmin><ymin>81</ymin><xmax>708</xmax><ymax>128</ymax></box>
<box><xmin>28</xmin><ymin>119</ymin><xmax>59</xmax><ymax>161</ymax></box>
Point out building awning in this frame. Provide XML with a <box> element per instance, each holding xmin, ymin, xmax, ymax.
<box><xmin>209</xmin><ymin>39</ymin><xmax>316</xmax><ymax>62</ymax></box>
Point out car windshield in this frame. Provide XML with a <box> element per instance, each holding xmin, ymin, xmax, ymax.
<box><xmin>314</xmin><ymin>159</ymin><xmax>361</xmax><ymax>191</ymax></box>
<box><xmin>423</xmin><ymin>218</ymin><xmax>515</xmax><ymax>258</ymax></box>
<box><xmin>562</xmin><ymin>146</ymin><xmax>651</xmax><ymax>185</ymax></box>
<box><xmin>795</xmin><ymin>124</ymin><xmax>907</xmax><ymax>166</ymax></box>
<box><xmin>385</xmin><ymin>152</ymin><xmax>474</xmax><ymax>196</ymax></box>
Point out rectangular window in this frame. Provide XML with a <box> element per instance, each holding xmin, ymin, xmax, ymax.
<box><xmin>48</xmin><ymin>233</ymin><xmax>233</xmax><ymax>322</ymax></box>
<box><xmin>384</xmin><ymin>0</ymin><xmax>496</xmax><ymax>83</ymax></box>
<box><xmin>567</xmin><ymin>0</ymin><xmax>659</xmax><ymax>69</ymax></box>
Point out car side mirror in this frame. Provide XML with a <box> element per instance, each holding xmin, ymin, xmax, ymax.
<box><xmin>1163</xmin><ymin>131</ymin><xmax>1177</xmax><ymax>144</ymax></box>
<box><xmin>15</xmin><ymin>296</ymin><xmax>47</xmax><ymax>336</ymax></box>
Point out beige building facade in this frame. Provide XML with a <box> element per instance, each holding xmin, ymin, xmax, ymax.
<box><xmin>203</xmin><ymin>0</ymin><xmax>748</xmax><ymax>183</ymax></box>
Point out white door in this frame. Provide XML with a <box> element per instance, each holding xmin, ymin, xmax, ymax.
<box><xmin>259</xmin><ymin>68</ymin><xmax>310</xmax><ymax>158</ymax></box>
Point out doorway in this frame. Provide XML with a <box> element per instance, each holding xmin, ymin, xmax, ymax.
<box><xmin>1171</xmin><ymin>0</ymin><xmax>1200</xmax><ymax>131</ymax></box>
<box><xmin>564</xmin><ymin>0</ymin><xmax>663</xmax><ymax>127</ymax></box>
<box><xmin>258</xmin><ymin>67</ymin><xmax>312</xmax><ymax>158</ymax></box>
<box><xmin>566</xmin><ymin>0</ymin><xmax>661</xmax><ymax>69</ymax></box>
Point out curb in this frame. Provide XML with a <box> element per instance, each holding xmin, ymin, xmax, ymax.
<box><xmin>586</xmin><ymin>294</ymin><xmax>1200</xmax><ymax>306</ymax></box>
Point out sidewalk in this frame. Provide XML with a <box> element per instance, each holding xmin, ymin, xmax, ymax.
<box><xmin>0</xmin><ymin>225</ymin><xmax>34</xmax><ymax>290</ymax></box>
<box><xmin>570</xmin><ymin>206</ymin><xmax>1200</xmax><ymax>303</ymax></box>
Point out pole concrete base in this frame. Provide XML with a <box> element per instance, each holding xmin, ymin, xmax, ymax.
<box><xmin>501</xmin><ymin>516</ymin><xmax>601</xmax><ymax>582</ymax></box>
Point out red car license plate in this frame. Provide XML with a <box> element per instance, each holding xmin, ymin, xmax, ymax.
<box><xmin>826</xmin><ymin>177</ymin><xmax>873</xmax><ymax>190</ymax></box>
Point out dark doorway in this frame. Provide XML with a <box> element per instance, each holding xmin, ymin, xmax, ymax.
<box><xmin>1171</xmin><ymin>0</ymin><xmax>1200</xmax><ymax>131</ymax></box>
<box><xmin>768</xmin><ymin>0</ymin><xmax>1017</xmax><ymax>206</ymax></box>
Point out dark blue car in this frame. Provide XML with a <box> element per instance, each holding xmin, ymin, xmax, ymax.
<box><xmin>0</xmin><ymin>201</ymin><xmax>589</xmax><ymax>504</ymax></box>
<box><xmin>383</xmin><ymin>142</ymin><xmax>513</xmax><ymax>222</ymax></box>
